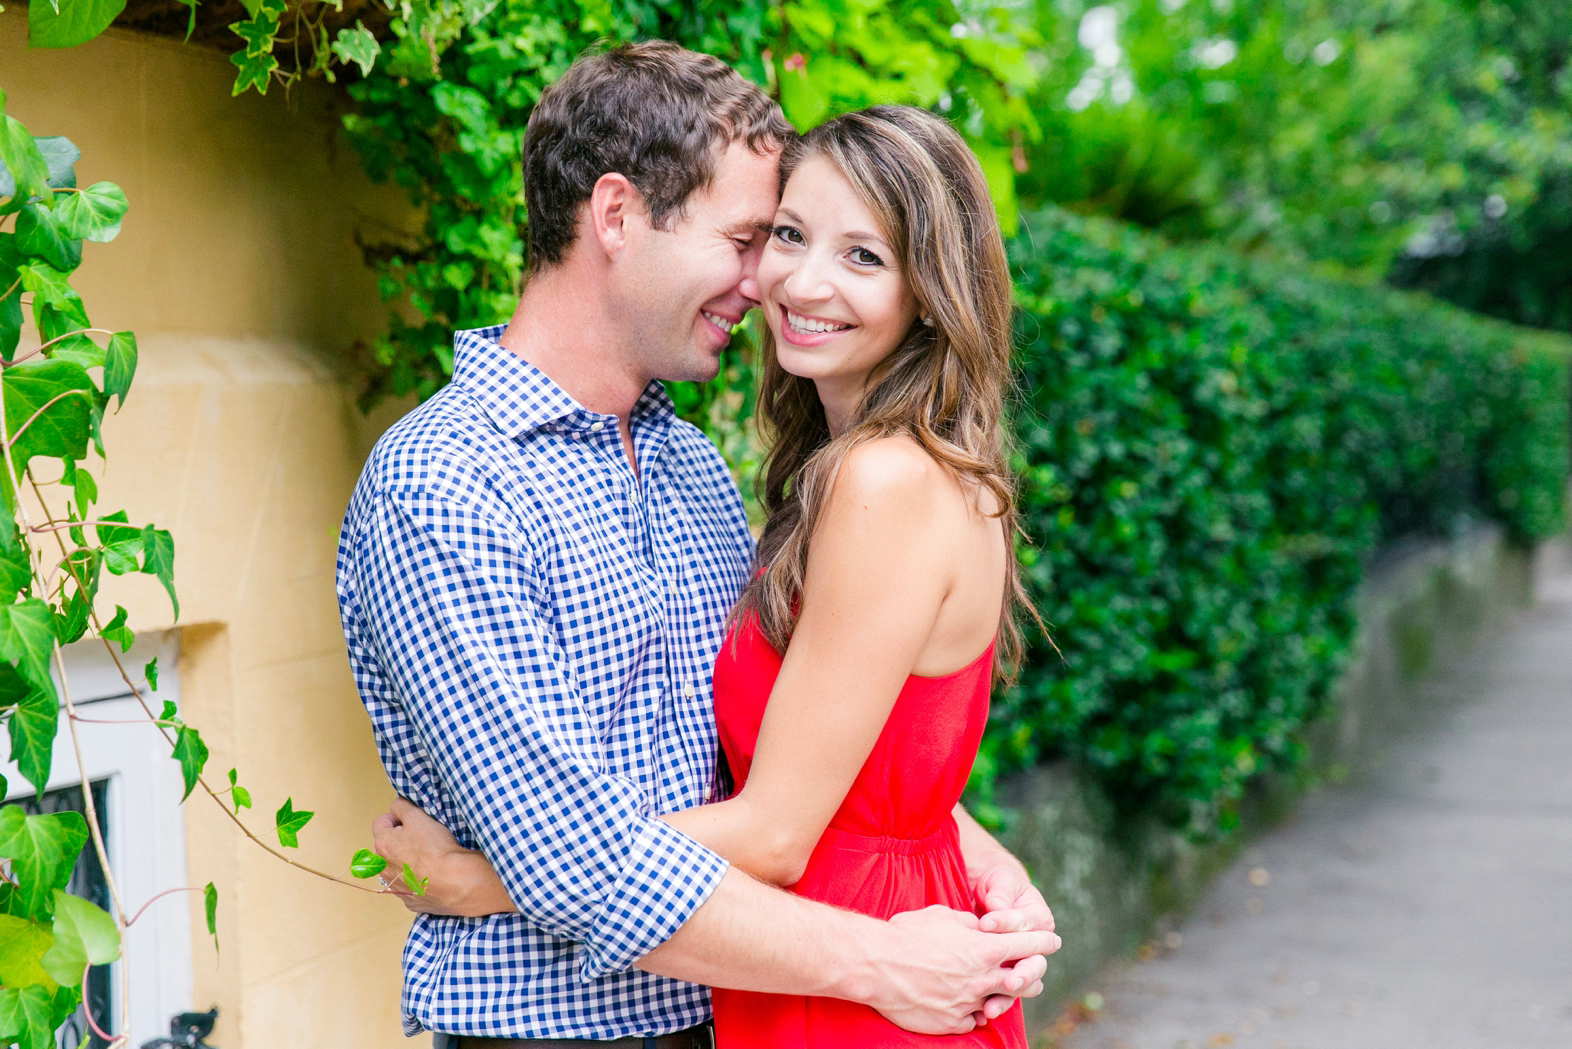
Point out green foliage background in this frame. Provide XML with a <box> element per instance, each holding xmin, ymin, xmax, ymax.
<box><xmin>1020</xmin><ymin>0</ymin><xmax>1572</xmax><ymax>331</ymax></box>
<box><xmin>984</xmin><ymin>208</ymin><xmax>1568</xmax><ymax>831</ymax></box>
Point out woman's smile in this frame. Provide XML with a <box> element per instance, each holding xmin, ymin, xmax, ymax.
<box><xmin>780</xmin><ymin>305</ymin><xmax>857</xmax><ymax>344</ymax></box>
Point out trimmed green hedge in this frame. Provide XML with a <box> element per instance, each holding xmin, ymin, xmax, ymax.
<box><xmin>976</xmin><ymin>208</ymin><xmax>1569</xmax><ymax>833</ymax></box>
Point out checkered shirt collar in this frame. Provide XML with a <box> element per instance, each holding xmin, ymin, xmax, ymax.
<box><xmin>451</xmin><ymin>325</ymin><xmax>678</xmax><ymax>438</ymax></box>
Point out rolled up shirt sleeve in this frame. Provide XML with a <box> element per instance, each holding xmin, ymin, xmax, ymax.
<box><xmin>350</xmin><ymin>485</ymin><xmax>728</xmax><ymax>979</ymax></box>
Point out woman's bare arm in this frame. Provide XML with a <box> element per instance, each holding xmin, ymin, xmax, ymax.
<box><xmin>661</xmin><ymin>437</ymin><xmax>955</xmax><ymax>883</ymax></box>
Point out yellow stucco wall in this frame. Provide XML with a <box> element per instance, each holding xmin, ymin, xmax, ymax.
<box><xmin>2</xmin><ymin>11</ymin><xmax>428</xmax><ymax>1047</ymax></box>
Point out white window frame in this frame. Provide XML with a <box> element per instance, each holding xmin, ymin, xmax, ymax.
<box><xmin>2</xmin><ymin>631</ymin><xmax>192</xmax><ymax>1047</ymax></box>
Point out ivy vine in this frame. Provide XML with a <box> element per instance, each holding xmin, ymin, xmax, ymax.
<box><xmin>0</xmin><ymin>87</ymin><xmax>394</xmax><ymax>1049</ymax></box>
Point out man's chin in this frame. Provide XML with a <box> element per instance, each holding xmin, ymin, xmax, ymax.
<box><xmin>663</xmin><ymin>350</ymin><xmax>726</xmax><ymax>386</ymax></box>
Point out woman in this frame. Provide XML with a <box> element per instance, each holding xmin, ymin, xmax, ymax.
<box><xmin>374</xmin><ymin>105</ymin><xmax>1037</xmax><ymax>1047</ymax></box>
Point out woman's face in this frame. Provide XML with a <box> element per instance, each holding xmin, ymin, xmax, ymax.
<box><xmin>757</xmin><ymin>154</ymin><xmax>919</xmax><ymax>394</ymax></box>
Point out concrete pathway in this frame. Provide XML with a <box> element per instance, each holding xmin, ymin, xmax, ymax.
<box><xmin>1058</xmin><ymin>553</ymin><xmax>1572</xmax><ymax>1049</ymax></box>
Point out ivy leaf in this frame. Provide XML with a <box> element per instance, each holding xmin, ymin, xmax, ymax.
<box><xmin>400</xmin><ymin>862</ymin><xmax>428</xmax><ymax>896</ymax></box>
<box><xmin>39</xmin><ymin>890</ymin><xmax>120</xmax><ymax>985</ymax></box>
<box><xmin>0</xmin><ymin>808</ymin><xmax>88</xmax><ymax>920</ymax></box>
<box><xmin>203</xmin><ymin>882</ymin><xmax>217</xmax><ymax>950</ymax></box>
<box><xmin>143</xmin><ymin>657</ymin><xmax>158</xmax><ymax>691</ymax></box>
<box><xmin>103</xmin><ymin>331</ymin><xmax>135</xmax><ymax>407</ymax></box>
<box><xmin>0</xmin><ymin>243</ymin><xmax>23</xmax><ymax>361</ymax></box>
<box><xmin>331</xmin><ymin>22</ymin><xmax>381</xmax><ymax>77</ymax></box>
<box><xmin>27</xmin><ymin>0</ymin><xmax>128</xmax><ymax>49</ymax></box>
<box><xmin>0</xmin><ymin>599</ymin><xmax>59</xmax><ymax>698</ymax></box>
<box><xmin>31</xmin><ymin>138</ymin><xmax>79</xmax><ymax>192</ymax></box>
<box><xmin>14</xmin><ymin>260</ymin><xmax>72</xmax><ymax>309</ymax></box>
<box><xmin>0</xmin><ymin>541</ymin><xmax>29</xmax><ymax>605</ymax></box>
<box><xmin>93</xmin><ymin>510</ymin><xmax>137</xmax><ymax>546</ymax></box>
<box><xmin>14</xmin><ymin>204</ymin><xmax>80</xmax><ymax>274</ymax></box>
<box><xmin>349</xmin><ymin>848</ymin><xmax>386</xmax><ymax>879</ymax></box>
<box><xmin>0</xmin><ymin>982</ymin><xmax>58</xmax><ymax>1049</ymax></box>
<box><xmin>0</xmin><ymin>914</ymin><xmax>57</xmax><ymax>990</ymax></box>
<box><xmin>48</xmin><ymin>335</ymin><xmax>103</xmax><ymax>371</ymax></box>
<box><xmin>99</xmin><ymin>604</ymin><xmax>133</xmax><ymax>652</ymax></box>
<box><xmin>8</xmin><ymin>689</ymin><xmax>56</xmax><ymax>795</ymax></box>
<box><xmin>157</xmin><ymin>699</ymin><xmax>179</xmax><ymax>725</ymax></box>
<box><xmin>229</xmin><ymin>11</ymin><xmax>280</xmax><ymax>57</ymax></box>
<box><xmin>139</xmin><ymin>526</ymin><xmax>177</xmax><ymax>618</ymax></box>
<box><xmin>226</xmin><ymin>768</ymin><xmax>251</xmax><ymax>812</ymax></box>
<box><xmin>46</xmin><ymin>984</ymin><xmax>79</xmax><ymax>1033</ymax></box>
<box><xmin>230</xmin><ymin>49</ymin><xmax>280</xmax><ymax>97</ymax></box>
<box><xmin>172</xmin><ymin>725</ymin><xmax>208</xmax><ymax>801</ymax></box>
<box><xmin>69</xmin><ymin>463</ymin><xmax>96</xmax><ymax>515</ymax></box>
<box><xmin>19</xmin><ymin>267</ymin><xmax>90</xmax><ymax>354</ymax></box>
<box><xmin>0</xmin><ymin>108</ymin><xmax>50</xmax><ymax>211</ymax></box>
<box><xmin>274</xmin><ymin>798</ymin><xmax>313</xmax><ymax>848</ymax></box>
<box><xmin>50</xmin><ymin>591</ymin><xmax>89</xmax><ymax>646</ymax></box>
<box><xmin>0</xmin><ymin>663</ymin><xmax>28</xmax><ymax>715</ymax></box>
<box><xmin>3</xmin><ymin>358</ymin><xmax>94</xmax><ymax>477</ymax></box>
<box><xmin>52</xmin><ymin>183</ymin><xmax>125</xmax><ymax>245</ymax></box>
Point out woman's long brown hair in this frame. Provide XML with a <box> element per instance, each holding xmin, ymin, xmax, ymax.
<box><xmin>733</xmin><ymin>105</ymin><xmax>1036</xmax><ymax>679</ymax></box>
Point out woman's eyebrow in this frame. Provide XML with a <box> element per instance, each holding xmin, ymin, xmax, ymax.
<box><xmin>843</xmin><ymin>230</ymin><xmax>889</xmax><ymax>246</ymax></box>
<box><xmin>775</xmin><ymin>207</ymin><xmax>805</xmax><ymax>224</ymax></box>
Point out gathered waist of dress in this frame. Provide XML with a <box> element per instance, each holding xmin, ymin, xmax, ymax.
<box><xmin>815</xmin><ymin>820</ymin><xmax>958</xmax><ymax>856</ymax></box>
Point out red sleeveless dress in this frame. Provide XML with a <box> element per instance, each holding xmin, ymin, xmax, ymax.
<box><xmin>709</xmin><ymin>614</ymin><xmax>1028</xmax><ymax>1048</ymax></box>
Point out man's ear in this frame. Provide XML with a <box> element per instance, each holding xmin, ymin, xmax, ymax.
<box><xmin>588</xmin><ymin>172</ymin><xmax>643</xmax><ymax>259</ymax></box>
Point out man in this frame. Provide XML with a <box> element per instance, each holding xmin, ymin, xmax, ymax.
<box><xmin>337</xmin><ymin>41</ymin><xmax>1058</xmax><ymax>1047</ymax></box>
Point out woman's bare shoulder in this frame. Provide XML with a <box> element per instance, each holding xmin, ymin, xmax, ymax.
<box><xmin>829</xmin><ymin>435</ymin><xmax>953</xmax><ymax>510</ymax></box>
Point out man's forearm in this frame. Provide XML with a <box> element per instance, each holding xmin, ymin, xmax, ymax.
<box><xmin>633</xmin><ymin>866</ymin><xmax>873</xmax><ymax>999</ymax></box>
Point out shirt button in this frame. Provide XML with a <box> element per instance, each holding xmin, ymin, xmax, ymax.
<box><xmin>590</xmin><ymin>421</ymin><xmax>605</xmax><ymax>432</ymax></box>
<box><xmin>682</xmin><ymin>682</ymin><xmax>696</xmax><ymax>698</ymax></box>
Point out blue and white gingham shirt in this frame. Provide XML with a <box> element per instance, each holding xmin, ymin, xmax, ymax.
<box><xmin>336</xmin><ymin>326</ymin><xmax>754</xmax><ymax>1038</ymax></box>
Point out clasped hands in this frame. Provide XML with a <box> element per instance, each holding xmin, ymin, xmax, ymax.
<box><xmin>371</xmin><ymin>798</ymin><xmax>1058</xmax><ymax>1032</ymax></box>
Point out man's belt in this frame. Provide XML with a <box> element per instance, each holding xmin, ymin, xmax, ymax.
<box><xmin>455</xmin><ymin>1021</ymin><xmax>714</xmax><ymax>1049</ymax></box>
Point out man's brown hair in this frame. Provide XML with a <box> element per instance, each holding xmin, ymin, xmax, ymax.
<box><xmin>523</xmin><ymin>41</ymin><xmax>794</xmax><ymax>269</ymax></box>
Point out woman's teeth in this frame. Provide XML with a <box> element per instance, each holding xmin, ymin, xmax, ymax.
<box><xmin>785</xmin><ymin>309</ymin><xmax>853</xmax><ymax>335</ymax></box>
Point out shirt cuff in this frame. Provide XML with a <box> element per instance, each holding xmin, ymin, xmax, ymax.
<box><xmin>577</xmin><ymin>818</ymin><xmax>729</xmax><ymax>981</ymax></box>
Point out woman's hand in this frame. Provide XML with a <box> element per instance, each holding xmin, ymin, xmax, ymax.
<box><xmin>371</xmin><ymin>798</ymin><xmax>518</xmax><ymax>917</ymax></box>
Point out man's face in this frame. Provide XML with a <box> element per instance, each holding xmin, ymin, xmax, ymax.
<box><xmin>611</xmin><ymin>141</ymin><xmax>782</xmax><ymax>384</ymax></box>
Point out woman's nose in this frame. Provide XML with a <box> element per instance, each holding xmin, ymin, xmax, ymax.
<box><xmin>783</xmin><ymin>251</ymin><xmax>834</xmax><ymax>304</ymax></box>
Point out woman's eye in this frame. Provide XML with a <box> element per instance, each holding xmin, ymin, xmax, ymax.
<box><xmin>850</xmin><ymin>247</ymin><xmax>884</xmax><ymax>267</ymax></box>
<box><xmin>772</xmin><ymin>225</ymin><xmax>805</xmax><ymax>246</ymax></box>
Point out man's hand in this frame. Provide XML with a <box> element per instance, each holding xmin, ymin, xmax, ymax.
<box><xmin>864</xmin><ymin>906</ymin><xmax>1059</xmax><ymax>1035</ymax></box>
<box><xmin>371</xmin><ymin>798</ymin><xmax>518</xmax><ymax>917</ymax></box>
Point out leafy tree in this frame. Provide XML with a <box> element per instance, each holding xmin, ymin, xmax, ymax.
<box><xmin>1018</xmin><ymin>0</ymin><xmax>1572</xmax><ymax>313</ymax></box>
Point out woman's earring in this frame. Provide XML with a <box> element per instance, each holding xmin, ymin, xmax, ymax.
<box><xmin>921</xmin><ymin>315</ymin><xmax>934</xmax><ymax>327</ymax></box>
